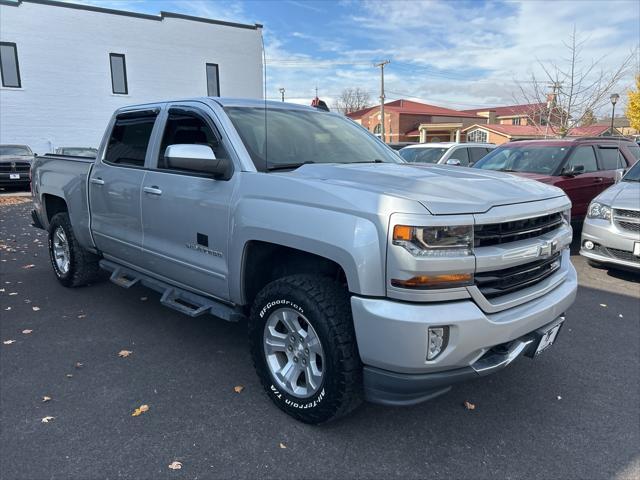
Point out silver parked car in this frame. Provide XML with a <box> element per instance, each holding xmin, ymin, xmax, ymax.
<box><xmin>0</xmin><ymin>144</ymin><xmax>34</xmax><ymax>187</ymax></box>
<box><xmin>399</xmin><ymin>142</ymin><xmax>495</xmax><ymax>167</ymax></box>
<box><xmin>580</xmin><ymin>159</ymin><xmax>640</xmax><ymax>270</ymax></box>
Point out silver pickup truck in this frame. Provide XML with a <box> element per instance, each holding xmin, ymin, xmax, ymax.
<box><xmin>31</xmin><ymin>98</ymin><xmax>577</xmax><ymax>424</ymax></box>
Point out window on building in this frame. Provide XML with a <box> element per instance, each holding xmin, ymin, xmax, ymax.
<box><xmin>0</xmin><ymin>42</ymin><xmax>21</xmax><ymax>88</ymax></box>
<box><xmin>598</xmin><ymin>146</ymin><xmax>627</xmax><ymax>170</ymax></box>
<box><xmin>467</xmin><ymin>129</ymin><xmax>488</xmax><ymax>143</ymax></box>
<box><xmin>565</xmin><ymin>146</ymin><xmax>597</xmax><ymax>173</ymax></box>
<box><xmin>373</xmin><ymin>124</ymin><xmax>382</xmax><ymax>136</ymax></box>
<box><xmin>158</xmin><ymin>110</ymin><xmax>228</xmax><ymax>171</ymax></box>
<box><xmin>104</xmin><ymin>112</ymin><xmax>157</xmax><ymax>167</ymax></box>
<box><xmin>206</xmin><ymin>63</ymin><xmax>220</xmax><ymax>96</ymax></box>
<box><xmin>109</xmin><ymin>53</ymin><xmax>128</xmax><ymax>94</ymax></box>
<box><xmin>512</xmin><ymin>117</ymin><xmax>521</xmax><ymax>125</ymax></box>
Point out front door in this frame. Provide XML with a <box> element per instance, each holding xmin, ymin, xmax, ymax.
<box><xmin>555</xmin><ymin>145</ymin><xmax>602</xmax><ymax>219</ymax></box>
<box><xmin>140</xmin><ymin>103</ymin><xmax>236</xmax><ymax>300</ymax></box>
<box><xmin>89</xmin><ymin>110</ymin><xmax>159</xmax><ymax>266</ymax></box>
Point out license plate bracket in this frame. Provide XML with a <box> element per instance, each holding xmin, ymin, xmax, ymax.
<box><xmin>525</xmin><ymin>317</ymin><xmax>564</xmax><ymax>358</ymax></box>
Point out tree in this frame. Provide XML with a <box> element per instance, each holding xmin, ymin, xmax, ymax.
<box><xmin>626</xmin><ymin>74</ymin><xmax>640</xmax><ymax>131</ymax></box>
<box><xmin>335</xmin><ymin>88</ymin><xmax>371</xmax><ymax>115</ymax></box>
<box><xmin>517</xmin><ymin>28</ymin><xmax>636</xmax><ymax>136</ymax></box>
<box><xmin>580</xmin><ymin>108</ymin><xmax>596</xmax><ymax>126</ymax></box>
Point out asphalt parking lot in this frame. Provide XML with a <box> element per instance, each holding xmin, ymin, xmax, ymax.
<box><xmin>1</xmin><ymin>199</ymin><xmax>639</xmax><ymax>480</ymax></box>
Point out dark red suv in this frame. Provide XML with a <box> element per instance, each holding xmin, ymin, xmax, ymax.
<box><xmin>473</xmin><ymin>137</ymin><xmax>640</xmax><ymax>219</ymax></box>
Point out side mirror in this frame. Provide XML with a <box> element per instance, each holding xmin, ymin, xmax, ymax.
<box><xmin>562</xmin><ymin>164</ymin><xmax>584</xmax><ymax>177</ymax></box>
<box><xmin>446</xmin><ymin>158</ymin><xmax>462</xmax><ymax>166</ymax></box>
<box><xmin>165</xmin><ymin>144</ymin><xmax>231</xmax><ymax>179</ymax></box>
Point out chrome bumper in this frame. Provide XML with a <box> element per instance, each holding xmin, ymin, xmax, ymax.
<box><xmin>580</xmin><ymin>217</ymin><xmax>640</xmax><ymax>269</ymax></box>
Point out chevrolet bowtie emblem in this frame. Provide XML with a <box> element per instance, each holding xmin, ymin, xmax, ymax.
<box><xmin>538</xmin><ymin>240</ymin><xmax>558</xmax><ymax>257</ymax></box>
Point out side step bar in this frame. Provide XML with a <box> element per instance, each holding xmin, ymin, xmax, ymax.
<box><xmin>100</xmin><ymin>260</ymin><xmax>242</xmax><ymax>322</ymax></box>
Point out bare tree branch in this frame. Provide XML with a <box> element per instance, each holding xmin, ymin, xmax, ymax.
<box><xmin>334</xmin><ymin>88</ymin><xmax>371</xmax><ymax>115</ymax></box>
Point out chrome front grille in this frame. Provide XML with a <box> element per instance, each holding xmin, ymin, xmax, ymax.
<box><xmin>614</xmin><ymin>209</ymin><xmax>640</xmax><ymax>233</ymax></box>
<box><xmin>474</xmin><ymin>212</ymin><xmax>563</xmax><ymax>247</ymax></box>
<box><xmin>0</xmin><ymin>162</ymin><xmax>31</xmax><ymax>173</ymax></box>
<box><xmin>474</xmin><ymin>252</ymin><xmax>562</xmax><ymax>298</ymax></box>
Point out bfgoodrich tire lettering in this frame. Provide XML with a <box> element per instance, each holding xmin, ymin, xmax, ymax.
<box><xmin>249</xmin><ymin>274</ymin><xmax>363</xmax><ymax>424</ymax></box>
<box><xmin>47</xmin><ymin>213</ymin><xmax>104</xmax><ymax>287</ymax></box>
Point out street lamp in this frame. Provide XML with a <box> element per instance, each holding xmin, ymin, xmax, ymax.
<box><xmin>279</xmin><ymin>88</ymin><xmax>285</xmax><ymax>102</ymax></box>
<box><xmin>610</xmin><ymin>93</ymin><xmax>619</xmax><ymax>136</ymax></box>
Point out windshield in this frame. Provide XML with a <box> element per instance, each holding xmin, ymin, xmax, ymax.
<box><xmin>399</xmin><ymin>147</ymin><xmax>448</xmax><ymax>164</ymax></box>
<box><xmin>225</xmin><ymin>107</ymin><xmax>402</xmax><ymax>171</ymax></box>
<box><xmin>58</xmin><ymin>148</ymin><xmax>97</xmax><ymax>157</ymax></box>
<box><xmin>0</xmin><ymin>145</ymin><xmax>32</xmax><ymax>156</ymax></box>
<box><xmin>622</xmin><ymin>159</ymin><xmax>640</xmax><ymax>182</ymax></box>
<box><xmin>474</xmin><ymin>146</ymin><xmax>568</xmax><ymax>174</ymax></box>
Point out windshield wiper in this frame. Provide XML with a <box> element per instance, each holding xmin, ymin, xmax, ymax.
<box><xmin>497</xmin><ymin>168</ymin><xmax>519</xmax><ymax>172</ymax></box>
<box><xmin>351</xmin><ymin>159</ymin><xmax>386</xmax><ymax>164</ymax></box>
<box><xmin>267</xmin><ymin>161</ymin><xmax>315</xmax><ymax>171</ymax></box>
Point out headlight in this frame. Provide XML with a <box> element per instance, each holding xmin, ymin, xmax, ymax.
<box><xmin>587</xmin><ymin>202</ymin><xmax>612</xmax><ymax>221</ymax></box>
<box><xmin>393</xmin><ymin>225</ymin><xmax>473</xmax><ymax>257</ymax></box>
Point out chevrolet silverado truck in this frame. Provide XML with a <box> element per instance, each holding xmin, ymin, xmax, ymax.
<box><xmin>31</xmin><ymin>98</ymin><xmax>577</xmax><ymax>424</ymax></box>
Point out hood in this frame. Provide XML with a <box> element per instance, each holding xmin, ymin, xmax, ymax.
<box><xmin>506</xmin><ymin>171</ymin><xmax>556</xmax><ymax>184</ymax></box>
<box><xmin>0</xmin><ymin>155</ymin><xmax>33</xmax><ymax>163</ymax></box>
<box><xmin>289</xmin><ymin>163</ymin><xmax>565</xmax><ymax>214</ymax></box>
<box><xmin>597</xmin><ymin>181</ymin><xmax>640</xmax><ymax>210</ymax></box>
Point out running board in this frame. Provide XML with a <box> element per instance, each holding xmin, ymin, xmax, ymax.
<box><xmin>100</xmin><ymin>260</ymin><xmax>241</xmax><ymax>321</ymax></box>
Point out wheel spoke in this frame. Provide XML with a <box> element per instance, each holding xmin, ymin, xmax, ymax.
<box><xmin>305</xmin><ymin>364</ymin><xmax>322</xmax><ymax>390</ymax></box>
<box><xmin>264</xmin><ymin>327</ymin><xmax>288</xmax><ymax>354</ymax></box>
<box><xmin>279</xmin><ymin>309</ymin><xmax>303</xmax><ymax>336</ymax></box>
<box><xmin>56</xmin><ymin>230</ymin><xmax>65</xmax><ymax>244</ymax></box>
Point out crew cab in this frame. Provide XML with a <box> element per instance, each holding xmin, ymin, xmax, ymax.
<box><xmin>473</xmin><ymin>137</ymin><xmax>640</xmax><ymax>220</ymax></box>
<box><xmin>31</xmin><ymin>98</ymin><xmax>577</xmax><ymax>423</ymax></box>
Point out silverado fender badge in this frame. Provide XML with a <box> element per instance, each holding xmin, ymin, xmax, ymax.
<box><xmin>185</xmin><ymin>243</ymin><xmax>223</xmax><ymax>258</ymax></box>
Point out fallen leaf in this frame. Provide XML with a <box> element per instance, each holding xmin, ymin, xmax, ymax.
<box><xmin>22</xmin><ymin>264</ymin><xmax>35</xmax><ymax>269</ymax></box>
<box><xmin>66</xmin><ymin>374</ymin><xmax>73</xmax><ymax>378</ymax></box>
<box><xmin>41</xmin><ymin>416</ymin><xmax>55</xmax><ymax>423</ymax></box>
<box><xmin>619</xmin><ymin>314</ymin><xmax>624</xmax><ymax>318</ymax></box>
<box><xmin>42</xmin><ymin>396</ymin><xmax>52</xmax><ymax>402</ymax></box>
<box><xmin>600</xmin><ymin>303</ymin><xmax>607</xmax><ymax>307</ymax></box>
<box><xmin>279</xmin><ymin>442</ymin><xmax>287</xmax><ymax>449</ymax></box>
<box><xmin>32</xmin><ymin>306</ymin><xmax>40</xmax><ymax>312</ymax></box>
<box><xmin>168</xmin><ymin>461</ymin><xmax>182</xmax><ymax>470</ymax></box>
<box><xmin>557</xmin><ymin>395</ymin><xmax>562</xmax><ymax>400</ymax></box>
<box><xmin>463</xmin><ymin>400</ymin><xmax>476</xmax><ymax>410</ymax></box>
<box><xmin>118</xmin><ymin>350</ymin><xmax>133</xmax><ymax>358</ymax></box>
<box><xmin>3</xmin><ymin>339</ymin><xmax>16</xmax><ymax>344</ymax></box>
<box><xmin>4</xmin><ymin>307</ymin><xmax>11</xmax><ymax>311</ymax></box>
<box><xmin>9</xmin><ymin>292</ymin><xmax>17</xmax><ymax>296</ymax></box>
<box><xmin>140</xmin><ymin>296</ymin><xmax>148</xmax><ymax>301</ymax></box>
<box><xmin>77</xmin><ymin>314</ymin><xmax>86</xmax><ymax>319</ymax></box>
<box><xmin>75</xmin><ymin>362</ymin><xmax>83</xmax><ymax>368</ymax></box>
<box><xmin>22</xmin><ymin>329</ymin><xmax>33</xmax><ymax>334</ymax></box>
<box><xmin>131</xmin><ymin>404</ymin><xmax>149</xmax><ymax>417</ymax></box>
<box><xmin>233</xmin><ymin>385</ymin><xmax>244</xmax><ymax>393</ymax></box>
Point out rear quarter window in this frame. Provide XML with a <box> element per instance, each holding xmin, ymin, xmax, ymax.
<box><xmin>597</xmin><ymin>146</ymin><xmax>626</xmax><ymax>170</ymax></box>
<box><xmin>625</xmin><ymin>144</ymin><xmax>640</xmax><ymax>163</ymax></box>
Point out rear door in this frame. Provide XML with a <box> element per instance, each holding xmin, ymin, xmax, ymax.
<box><xmin>596</xmin><ymin>145</ymin><xmax>627</xmax><ymax>190</ymax></box>
<box><xmin>140</xmin><ymin>102</ymin><xmax>236</xmax><ymax>300</ymax></box>
<box><xmin>554</xmin><ymin>145</ymin><xmax>600</xmax><ymax>219</ymax></box>
<box><xmin>89</xmin><ymin>109</ymin><xmax>160</xmax><ymax>266</ymax></box>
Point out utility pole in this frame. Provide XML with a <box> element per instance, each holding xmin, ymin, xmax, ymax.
<box><xmin>279</xmin><ymin>87</ymin><xmax>285</xmax><ymax>102</ymax></box>
<box><xmin>544</xmin><ymin>81</ymin><xmax>561</xmax><ymax>138</ymax></box>
<box><xmin>375</xmin><ymin>60</ymin><xmax>390</xmax><ymax>143</ymax></box>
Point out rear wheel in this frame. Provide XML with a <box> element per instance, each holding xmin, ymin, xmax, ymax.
<box><xmin>48</xmin><ymin>212</ymin><xmax>103</xmax><ymax>287</ymax></box>
<box><xmin>249</xmin><ymin>275</ymin><xmax>362</xmax><ymax>424</ymax></box>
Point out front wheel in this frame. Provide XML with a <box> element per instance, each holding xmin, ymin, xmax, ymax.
<box><xmin>249</xmin><ymin>275</ymin><xmax>362</xmax><ymax>424</ymax></box>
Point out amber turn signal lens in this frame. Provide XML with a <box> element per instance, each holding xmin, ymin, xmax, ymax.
<box><xmin>391</xmin><ymin>273</ymin><xmax>472</xmax><ymax>289</ymax></box>
<box><xmin>393</xmin><ymin>225</ymin><xmax>413</xmax><ymax>241</ymax></box>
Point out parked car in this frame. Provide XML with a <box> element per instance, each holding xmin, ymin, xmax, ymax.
<box><xmin>31</xmin><ymin>98</ymin><xmax>576</xmax><ymax>424</ymax></box>
<box><xmin>54</xmin><ymin>147</ymin><xmax>98</xmax><ymax>157</ymax></box>
<box><xmin>473</xmin><ymin>137</ymin><xmax>640</xmax><ymax>220</ymax></box>
<box><xmin>399</xmin><ymin>142</ymin><xmax>496</xmax><ymax>166</ymax></box>
<box><xmin>0</xmin><ymin>144</ymin><xmax>34</xmax><ymax>188</ymax></box>
<box><xmin>387</xmin><ymin>142</ymin><xmax>418</xmax><ymax>151</ymax></box>
<box><xmin>580</xmin><ymin>159</ymin><xmax>640</xmax><ymax>270</ymax></box>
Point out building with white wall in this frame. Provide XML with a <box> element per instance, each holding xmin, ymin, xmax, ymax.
<box><xmin>0</xmin><ymin>0</ymin><xmax>263</xmax><ymax>153</ymax></box>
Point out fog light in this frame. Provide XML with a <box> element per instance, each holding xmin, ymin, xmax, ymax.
<box><xmin>583</xmin><ymin>240</ymin><xmax>594</xmax><ymax>250</ymax></box>
<box><xmin>427</xmin><ymin>326</ymin><xmax>449</xmax><ymax>360</ymax></box>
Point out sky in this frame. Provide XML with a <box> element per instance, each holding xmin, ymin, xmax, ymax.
<box><xmin>68</xmin><ymin>0</ymin><xmax>640</xmax><ymax>112</ymax></box>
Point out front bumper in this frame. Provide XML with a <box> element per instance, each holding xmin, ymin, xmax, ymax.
<box><xmin>0</xmin><ymin>173</ymin><xmax>30</xmax><ymax>186</ymax></box>
<box><xmin>351</xmin><ymin>253</ymin><xmax>577</xmax><ymax>405</ymax></box>
<box><xmin>580</xmin><ymin>217</ymin><xmax>640</xmax><ymax>269</ymax></box>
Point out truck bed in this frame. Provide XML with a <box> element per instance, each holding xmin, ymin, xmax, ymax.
<box><xmin>31</xmin><ymin>153</ymin><xmax>95</xmax><ymax>249</ymax></box>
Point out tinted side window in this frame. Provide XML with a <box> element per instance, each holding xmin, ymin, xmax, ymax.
<box><xmin>598</xmin><ymin>147</ymin><xmax>625</xmax><ymax>170</ymax></box>
<box><xmin>451</xmin><ymin>147</ymin><xmax>469</xmax><ymax>165</ymax></box>
<box><xmin>624</xmin><ymin>144</ymin><xmax>640</xmax><ymax>162</ymax></box>
<box><xmin>469</xmin><ymin>147</ymin><xmax>489</xmax><ymax>163</ymax></box>
<box><xmin>158</xmin><ymin>111</ymin><xmax>228</xmax><ymax>171</ymax></box>
<box><xmin>566</xmin><ymin>146</ymin><xmax>597</xmax><ymax>173</ymax></box>
<box><xmin>104</xmin><ymin>114</ymin><xmax>157</xmax><ymax>167</ymax></box>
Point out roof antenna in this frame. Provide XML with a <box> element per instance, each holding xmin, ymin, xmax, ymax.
<box><xmin>260</xmin><ymin>28</ymin><xmax>268</xmax><ymax>170</ymax></box>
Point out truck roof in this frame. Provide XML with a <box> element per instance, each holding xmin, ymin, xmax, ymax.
<box><xmin>115</xmin><ymin>97</ymin><xmax>316</xmax><ymax>114</ymax></box>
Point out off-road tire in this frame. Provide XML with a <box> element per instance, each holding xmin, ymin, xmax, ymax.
<box><xmin>249</xmin><ymin>274</ymin><xmax>363</xmax><ymax>424</ymax></box>
<box><xmin>48</xmin><ymin>212</ymin><xmax>103</xmax><ymax>287</ymax></box>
